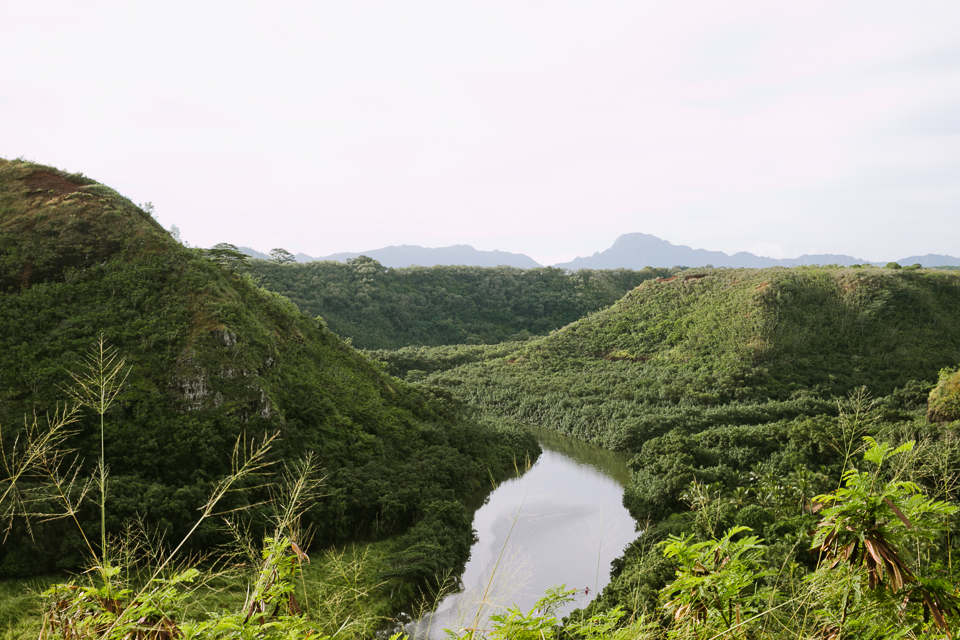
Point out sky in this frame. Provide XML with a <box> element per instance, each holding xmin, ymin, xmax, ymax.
<box><xmin>2</xmin><ymin>1</ymin><xmax>959</xmax><ymax>265</ymax></box>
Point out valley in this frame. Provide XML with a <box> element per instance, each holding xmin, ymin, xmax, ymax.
<box><xmin>2</xmin><ymin>158</ymin><xmax>960</xmax><ymax>638</ymax></box>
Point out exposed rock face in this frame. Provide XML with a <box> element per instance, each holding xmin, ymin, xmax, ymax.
<box><xmin>928</xmin><ymin>367</ymin><xmax>960</xmax><ymax>423</ymax></box>
<box><xmin>215</xmin><ymin>329</ymin><xmax>237</xmax><ymax>347</ymax></box>
<box><xmin>175</xmin><ymin>371</ymin><xmax>211</xmax><ymax>410</ymax></box>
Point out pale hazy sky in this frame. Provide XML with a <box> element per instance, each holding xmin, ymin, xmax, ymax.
<box><xmin>3</xmin><ymin>2</ymin><xmax>959</xmax><ymax>265</ymax></box>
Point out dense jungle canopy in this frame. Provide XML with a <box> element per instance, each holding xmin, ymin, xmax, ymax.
<box><xmin>5</xmin><ymin>156</ymin><xmax>960</xmax><ymax>638</ymax></box>
<box><xmin>247</xmin><ymin>258</ymin><xmax>673</xmax><ymax>350</ymax></box>
<box><xmin>0</xmin><ymin>158</ymin><xmax>537</xmax><ymax>587</ymax></box>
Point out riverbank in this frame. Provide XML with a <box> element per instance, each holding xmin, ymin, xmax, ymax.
<box><xmin>408</xmin><ymin>426</ymin><xmax>637</xmax><ymax>638</ymax></box>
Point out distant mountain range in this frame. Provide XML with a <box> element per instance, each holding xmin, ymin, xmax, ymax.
<box><xmin>240</xmin><ymin>244</ymin><xmax>539</xmax><ymax>268</ymax></box>
<box><xmin>554</xmin><ymin>234</ymin><xmax>960</xmax><ymax>270</ymax></box>
<box><xmin>239</xmin><ymin>234</ymin><xmax>960</xmax><ymax>270</ymax></box>
<box><xmin>314</xmin><ymin>244</ymin><xmax>540</xmax><ymax>268</ymax></box>
<box><xmin>896</xmin><ymin>254</ymin><xmax>960</xmax><ymax>268</ymax></box>
<box><xmin>237</xmin><ymin>246</ymin><xmax>316</xmax><ymax>263</ymax></box>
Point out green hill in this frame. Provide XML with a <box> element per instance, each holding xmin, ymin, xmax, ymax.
<box><xmin>365</xmin><ymin>265</ymin><xmax>960</xmax><ymax>633</ymax></box>
<box><xmin>0</xmin><ymin>158</ymin><xmax>536</xmax><ymax>584</ymax></box>
<box><xmin>375</xmin><ymin>266</ymin><xmax>960</xmax><ymax>451</ymax></box>
<box><xmin>247</xmin><ymin>257</ymin><xmax>669</xmax><ymax>349</ymax></box>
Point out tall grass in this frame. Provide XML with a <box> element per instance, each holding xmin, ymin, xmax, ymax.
<box><xmin>61</xmin><ymin>334</ymin><xmax>129</xmax><ymax>578</ymax></box>
<box><xmin>0</xmin><ymin>339</ymin><xmax>393</xmax><ymax>639</ymax></box>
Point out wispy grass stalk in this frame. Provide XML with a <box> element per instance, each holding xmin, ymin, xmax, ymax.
<box><xmin>62</xmin><ymin>334</ymin><xmax>129</xmax><ymax>578</ymax></box>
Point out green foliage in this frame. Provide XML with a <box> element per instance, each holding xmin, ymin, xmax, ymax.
<box><xmin>434</xmin><ymin>584</ymin><xmax>660</xmax><ymax>640</ymax></box>
<box><xmin>464</xmin><ymin>585</ymin><xmax>574</xmax><ymax>640</ymax></box>
<box><xmin>204</xmin><ymin>243</ymin><xmax>250</xmax><ymax>270</ymax></box>
<box><xmin>39</xmin><ymin>537</ymin><xmax>328</xmax><ymax>640</ymax></box>
<box><xmin>16</xmin><ymin>405</ymin><xmax>329</xmax><ymax>639</ymax></box>
<box><xmin>583</xmin><ymin>413</ymin><xmax>960</xmax><ymax>639</ymax></box>
<box><xmin>928</xmin><ymin>366</ymin><xmax>960</xmax><ymax>423</ymax></box>
<box><xmin>0</xmin><ymin>158</ymin><xmax>172</xmax><ymax>292</ymax></box>
<box><xmin>368</xmin><ymin>342</ymin><xmax>524</xmax><ymax>380</ymax></box>
<box><xmin>0</xmin><ymin>574</ymin><xmax>60</xmax><ymax>636</ymax></box>
<box><xmin>9</xmin><ymin>157</ymin><xmax>960</xmax><ymax>638</ymax></box>
<box><xmin>380</xmin><ymin>500</ymin><xmax>475</xmax><ymax>584</ymax></box>
<box><xmin>248</xmin><ymin>256</ymin><xmax>670</xmax><ymax>350</ymax></box>
<box><xmin>43</xmin><ymin>565</ymin><xmax>197</xmax><ymax>640</ymax></box>
<box><xmin>268</xmin><ymin>248</ymin><xmax>296</xmax><ymax>264</ymax></box>
<box><xmin>401</xmin><ymin>267</ymin><xmax>960</xmax><ymax>453</ymax></box>
<box><xmin>62</xmin><ymin>335</ymin><xmax>130</xmax><ymax>573</ymax></box>
<box><xmin>624</xmin><ymin>415</ymin><xmax>841</xmax><ymax>524</ymax></box>
<box><xmin>809</xmin><ymin>437</ymin><xmax>960</xmax><ymax>635</ymax></box>
<box><xmin>180</xmin><ymin>537</ymin><xmax>316</xmax><ymax>639</ymax></box>
<box><xmin>363</xmin><ymin>266</ymin><xmax>960</xmax><ymax>636</ymax></box>
<box><xmin>0</xmin><ymin>160</ymin><xmax>539</xmax><ymax>598</ymax></box>
<box><xmin>659</xmin><ymin>526</ymin><xmax>773</xmax><ymax>638</ymax></box>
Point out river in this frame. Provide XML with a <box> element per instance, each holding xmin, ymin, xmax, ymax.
<box><xmin>408</xmin><ymin>426</ymin><xmax>637</xmax><ymax>638</ymax></box>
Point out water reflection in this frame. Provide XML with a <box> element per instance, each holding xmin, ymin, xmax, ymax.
<box><xmin>525</xmin><ymin>425</ymin><xmax>633</xmax><ymax>487</ymax></box>
<box><xmin>409</xmin><ymin>428</ymin><xmax>637</xmax><ymax>638</ymax></box>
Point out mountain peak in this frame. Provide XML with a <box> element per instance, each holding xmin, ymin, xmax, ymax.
<box><xmin>555</xmin><ymin>233</ymin><xmax>872</xmax><ymax>270</ymax></box>
<box><xmin>0</xmin><ymin>159</ymin><xmax>175</xmax><ymax>290</ymax></box>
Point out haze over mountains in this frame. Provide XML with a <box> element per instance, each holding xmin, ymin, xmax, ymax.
<box><xmin>240</xmin><ymin>233</ymin><xmax>960</xmax><ymax>270</ymax></box>
<box><xmin>238</xmin><ymin>244</ymin><xmax>539</xmax><ymax>268</ymax></box>
<box><xmin>318</xmin><ymin>244</ymin><xmax>540</xmax><ymax>268</ymax></box>
<box><xmin>554</xmin><ymin>233</ymin><xmax>960</xmax><ymax>270</ymax></box>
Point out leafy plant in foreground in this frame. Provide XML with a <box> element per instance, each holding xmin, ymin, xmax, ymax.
<box><xmin>810</xmin><ymin>437</ymin><xmax>960</xmax><ymax>637</ymax></box>
<box><xmin>440</xmin><ymin>584</ymin><xmax>656</xmax><ymax>640</ymax></box>
<box><xmin>659</xmin><ymin>525</ymin><xmax>773</xmax><ymax>639</ymax></box>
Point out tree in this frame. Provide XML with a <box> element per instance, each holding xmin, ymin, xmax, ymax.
<box><xmin>205</xmin><ymin>243</ymin><xmax>250</xmax><ymax>270</ymax></box>
<box><xmin>269</xmin><ymin>248</ymin><xmax>297</xmax><ymax>264</ymax></box>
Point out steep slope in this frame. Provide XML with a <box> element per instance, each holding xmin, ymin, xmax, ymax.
<box><xmin>0</xmin><ymin>164</ymin><xmax>169</xmax><ymax>291</ymax></box>
<box><xmin>248</xmin><ymin>257</ymin><xmax>670</xmax><ymax>349</ymax></box>
<box><xmin>0</xmin><ymin>159</ymin><xmax>537</xmax><ymax>580</ymax></box>
<box><xmin>385</xmin><ymin>266</ymin><xmax>960</xmax><ymax>451</ymax></box>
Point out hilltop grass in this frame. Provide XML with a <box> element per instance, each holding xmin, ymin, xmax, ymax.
<box><xmin>0</xmin><ymin>160</ymin><xmax>169</xmax><ymax>293</ymax></box>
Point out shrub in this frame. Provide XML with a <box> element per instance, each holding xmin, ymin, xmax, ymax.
<box><xmin>928</xmin><ymin>367</ymin><xmax>960</xmax><ymax>423</ymax></box>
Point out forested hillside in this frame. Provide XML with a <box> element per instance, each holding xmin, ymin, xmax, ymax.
<box><xmin>369</xmin><ymin>266</ymin><xmax>960</xmax><ymax>637</ymax></box>
<box><xmin>7</xmin><ymin>158</ymin><xmax>960</xmax><ymax>638</ymax></box>
<box><xmin>375</xmin><ymin>267</ymin><xmax>960</xmax><ymax>450</ymax></box>
<box><xmin>0</xmin><ymin>159</ymin><xmax>537</xmax><ymax>589</ymax></box>
<box><xmin>248</xmin><ymin>258</ymin><xmax>669</xmax><ymax>350</ymax></box>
